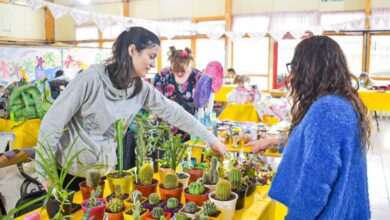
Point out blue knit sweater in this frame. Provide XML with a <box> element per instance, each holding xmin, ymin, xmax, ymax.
<box><xmin>269</xmin><ymin>95</ymin><xmax>370</xmax><ymax>220</ymax></box>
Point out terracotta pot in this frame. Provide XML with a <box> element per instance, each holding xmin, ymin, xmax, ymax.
<box><xmin>105</xmin><ymin>209</ymin><xmax>124</xmax><ymax>220</ymax></box>
<box><xmin>79</xmin><ymin>180</ymin><xmax>105</xmax><ymax>200</ymax></box>
<box><xmin>133</xmin><ymin>179</ymin><xmax>158</xmax><ymax>198</ymax></box>
<box><xmin>81</xmin><ymin>198</ymin><xmax>107</xmax><ymax>220</ymax></box>
<box><xmin>143</xmin><ymin>211</ymin><xmax>172</xmax><ymax>220</ymax></box>
<box><xmin>107</xmin><ymin>171</ymin><xmax>134</xmax><ymax>195</ymax></box>
<box><xmin>185</xmin><ymin>168</ymin><xmax>204</xmax><ymax>183</ymax></box>
<box><xmin>159</xmin><ymin>183</ymin><xmax>183</xmax><ymax>201</ymax></box>
<box><xmin>183</xmin><ymin>187</ymin><xmax>210</xmax><ymax>206</ymax></box>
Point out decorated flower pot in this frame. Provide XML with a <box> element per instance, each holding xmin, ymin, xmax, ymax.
<box><xmin>107</xmin><ymin>171</ymin><xmax>134</xmax><ymax>195</ymax></box>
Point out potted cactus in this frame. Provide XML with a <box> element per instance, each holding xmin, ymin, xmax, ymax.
<box><xmin>179</xmin><ymin>202</ymin><xmax>201</xmax><ymax>219</ymax></box>
<box><xmin>199</xmin><ymin>157</ymin><xmax>219</xmax><ymax>192</ymax></box>
<box><xmin>142</xmin><ymin>193</ymin><xmax>165</xmax><ymax>211</ymax></box>
<box><xmin>194</xmin><ymin>211</ymin><xmax>209</xmax><ymax>220</ymax></box>
<box><xmin>105</xmin><ymin>197</ymin><xmax>125</xmax><ymax>220</ymax></box>
<box><xmin>124</xmin><ymin>200</ymin><xmax>149</xmax><ymax>220</ymax></box>
<box><xmin>81</xmin><ymin>186</ymin><xmax>107</xmax><ymax>220</ymax></box>
<box><xmin>228</xmin><ymin>168</ymin><xmax>248</xmax><ymax>210</ymax></box>
<box><xmin>175</xmin><ymin>212</ymin><xmax>190</xmax><ymax>220</ymax></box>
<box><xmin>79</xmin><ymin>169</ymin><xmax>105</xmax><ymax>200</ymax></box>
<box><xmin>106</xmin><ymin>185</ymin><xmax>129</xmax><ymax>202</ymax></box>
<box><xmin>202</xmin><ymin>201</ymin><xmax>221</xmax><ymax>220</ymax></box>
<box><xmin>163</xmin><ymin>197</ymin><xmax>183</xmax><ymax>215</ymax></box>
<box><xmin>208</xmin><ymin>180</ymin><xmax>238</xmax><ymax>220</ymax></box>
<box><xmin>134</xmin><ymin>163</ymin><xmax>158</xmax><ymax>197</ymax></box>
<box><xmin>107</xmin><ymin>118</ymin><xmax>134</xmax><ymax>195</ymax></box>
<box><xmin>159</xmin><ymin>132</ymin><xmax>188</xmax><ymax>180</ymax></box>
<box><xmin>124</xmin><ymin>190</ymin><xmax>147</xmax><ymax>208</ymax></box>
<box><xmin>143</xmin><ymin>207</ymin><xmax>172</xmax><ymax>220</ymax></box>
<box><xmin>184</xmin><ymin>181</ymin><xmax>210</xmax><ymax>206</ymax></box>
<box><xmin>159</xmin><ymin>173</ymin><xmax>183</xmax><ymax>201</ymax></box>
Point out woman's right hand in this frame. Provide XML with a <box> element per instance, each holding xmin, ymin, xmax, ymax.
<box><xmin>42</xmin><ymin>179</ymin><xmax>51</xmax><ymax>191</ymax></box>
<box><xmin>245</xmin><ymin>137</ymin><xmax>280</xmax><ymax>154</ymax></box>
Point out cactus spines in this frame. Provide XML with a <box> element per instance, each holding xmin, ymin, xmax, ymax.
<box><xmin>202</xmin><ymin>157</ymin><xmax>219</xmax><ymax>185</ymax></box>
<box><xmin>163</xmin><ymin>173</ymin><xmax>179</xmax><ymax>189</ymax></box>
<box><xmin>188</xmin><ymin>182</ymin><xmax>205</xmax><ymax>195</ymax></box>
<box><xmin>183</xmin><ymin>202</ymin><xmax>198</xmax><ymax>213</ymax></box>
<box><xmin>202</xmin><ymin>201</ymin><xmax>217</xmax><ymax>216</ymax></box>
<box><xmin>151</xmin><ymin>207</ymin><xmax>164</xmax><ymax>219</ymax></box>
<box><xmin>149</xmin><ymin>193</ymin><xmax>160</xmax><ymax>206</ymax></box>
<box><xmin>139</xmin><ymin>163</ymin><xmax>154</xmax><ymax>186</ymax></box>
<box><xmin>175</xmin><ymin>212</ymin><xmax>189</xmax><ymax>220</ymax></box>
<box><xmin>166</xmin><ymin>197</ymin><xmax>179</xmax><ymax>209</ymax></box>
<box><xmin>195</xmin><ymin>211</ymin><xmax>209</xmax><ymax>220</ymax></box>
<box><xmin>107</xmin><ymin>198</ymin><xmax>124</xmax><ymax>213</ymax></box>
<box><xmin>86</xmin><ymin>170</ymin><xmax>101</xmax><ymax>187</ymax></box>
<box><xmin>229</xmin><ymin>168</ymin><xmax>241</xmax><ymax>190</ymax></box>
<box><xmin>215</xmin><ymin>179</ymin><xmax>232</xmax><ymax>201</ymax></box>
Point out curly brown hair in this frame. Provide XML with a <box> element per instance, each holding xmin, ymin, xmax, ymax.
<box><xmin>285</xmin><ymin>36</ymin><xmax>371</xmax><ymax>150</ymax></box>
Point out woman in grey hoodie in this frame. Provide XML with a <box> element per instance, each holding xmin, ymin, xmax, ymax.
<box><xmin>36</xmin><ymin>26</ymin><xmax>227</xmax><ymax>191</ymax></box>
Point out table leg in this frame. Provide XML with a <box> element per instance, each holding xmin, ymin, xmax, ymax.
<box><xmin>374</xmin><ymin>111</ymin><xmax>380</xmax><ymax>132</ymax></box>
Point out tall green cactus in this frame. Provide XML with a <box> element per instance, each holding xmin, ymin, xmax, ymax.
<box><xmin>86</xmin><ymin>169</ymin><xmax>101</xmax><ymax>187</ymax></box>
<box><xmin>202</xmin><ymin>201</ymin><xmax>218</xmax><ymax>216</ymax></box>
<box><xmin>115</xmin><ymin>118</ymin><xmax>124</xmax><ymax>176</ymax></box>
<box><xmin>228</xmin><ymin>168</ymin><xmax>241</xmax><ymax>190</ymax></box>
<box><xmin>215</xmin><ymin>180</ymin><xmax>231</xmax><ymax>201</ymax></box>
<box><xmin>163</xmin><ymin>173</ymin><xmax>179</xmax><ymax>189</ymax></box>
<box><xmin>188</xmin><ymin>182</ymin><xmax>205</xmax><ymax>195</ymax></box>
<box><xmin>139</xmin><ymin>163</ymin><xmax>154</xmax><ymax>185</ymax></box>
<box><xmin>202</xmin><ymin>157</ymin><xmax>219</xmax><ymax>185</ymax></box>
<box><xmin>132</xmin><ymin>201</ymin><xmax>142</xmax><ymax>220</ymax></box>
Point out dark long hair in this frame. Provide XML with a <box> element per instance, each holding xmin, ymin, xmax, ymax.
<box><xmin>105</xmin><ymin>26</ymin><xmax>160</xmax><ymax>98</ymax></box>
<box><xmin>286</xmin><ymin>36</ymin><xmax>371</xmax><ymax>149</ymax></box>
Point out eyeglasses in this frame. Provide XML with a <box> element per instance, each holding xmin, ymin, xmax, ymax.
<box><xmin>286</xmin><ymin>63</ymin><xmax>292</xmax><ymax>74</ymax></box>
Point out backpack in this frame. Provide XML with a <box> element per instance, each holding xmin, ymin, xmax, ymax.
<box><xmin>8</xmin><ymin>85</ymin><xmax>46</xmax><ymax>122</ymax></box>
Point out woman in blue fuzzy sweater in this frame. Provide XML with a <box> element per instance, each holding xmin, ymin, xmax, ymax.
<box><xmin>248</xmin><ymin>36</ymin><xmax>371</xmax><ymax>219</ymax></box>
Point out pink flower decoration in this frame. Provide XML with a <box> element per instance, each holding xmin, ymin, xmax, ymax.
<box><xmin>205</xmin><ymin>61</ymin><xmax>224</xmax><ymax>93</ymax></box>
<box><xmin>180</xmin><ymin>51</ymin><xmax>188</xmax><ymax>58</ymax></box>
<box><xmin>166</xmin><ymin>84</ymin><xmax>175</xmax><ymax>96</ymax></box>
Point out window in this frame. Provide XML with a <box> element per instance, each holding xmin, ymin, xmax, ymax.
<box><xmin>75</xmin><ymin>25</ymin><xmax>99</xmax><ymax>41</ymax></box>
<box><xmin>370</xmin><ymin>35</ymin><xmax>390</xmax><ymax>77</ymax></box>
<box><xmin>320</xmin><ymin>11</ymin><xmax>365</xmax><ymax>30</ymax></box>
<box><xmin>102</xmin><ymin>41</ymin><xmax>114</xmax><ymax>49</ymax></box>
<box><xmin>251</xmin><ymin>76</ymin><xmax>269</xmax><ymax>91</ymax></box>
<box><xmin>77</xmin><ymin>43</ymin><xmax>99</xmax><ymax>48</ymax></box>
<box><xmin>233</xmin><ymin>38</ymin><xmax>269</xmax><ymax>74</ymax></box>
<box><xmin>102</xmin><ymin>25</ymin><xmax>122</xmax><ymax>40</ymax></box>
<box><xmin>232</xmin><ymin>15</ymin><xmax>269</xmax><ymax>33</ymax></box>
<box><xmin>195</xmin><ymin>39</ymin><xmax>225</xmax><ymax>71</ymax></box>
<box><xmin>160</xmin><ymin>39</ymin><xmax>191</xmax><ymax>69</ymax></box>
<box><xmin>276</xmin><ymin>39</ymin><xmax>301</xmax><ymax>86</ymax></box>
<box><xmin>329</xmin><ymin>35</ymin><xmax>363</xmax><ymax>76</ymax></box>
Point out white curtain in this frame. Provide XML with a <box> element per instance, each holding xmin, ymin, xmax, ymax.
<box><xmin>157</xmin><ymin>18</ymin><xmax>194</xmax><ymax>39</ymax></box>
<box><xmin>232</xmin><ymin>14</ymin><xmax>270</xmax><ymax>33</ymax></box>
<box><xmin>320</xmin><ymin>11</ymin><xmax>365</xmax><ymax>31</ymax></box>
<box><xmin>370</xmin><ymin>8</ymin><xmax>390</xmax><ymax>30</ymax></box>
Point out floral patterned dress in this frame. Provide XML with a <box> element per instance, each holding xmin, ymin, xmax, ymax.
<box><xmin>153</xmin><ymin>67</ymin><xmax>202</xmax><ymax>139</ymax></box>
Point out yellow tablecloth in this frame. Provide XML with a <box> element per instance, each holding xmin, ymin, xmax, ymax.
<box><xmin>16</xmin><ymin>176</ymin><xmax>283</xmax><ymax>220</ymax></box>
<box><xmin>358</xmin><ymin>90</ymin><xmax>390</xmax><ymax>111</ymax></box>
<box><xmin>218</xmin><ymin>103</ymin><xmax>260</xmax><ymax>123</ymax></box>
<box><xmin>0</xmin><ymin>118</ymin><xmax>41</xmax><ymax>149</ymax></box>
<box><xmin>215</xmin><ymin>85</ymin><xmax>236</xmax><ymax>102</ymax></box>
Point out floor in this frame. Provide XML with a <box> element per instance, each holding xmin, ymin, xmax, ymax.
<box><xmin>1</xmin><ymin>117</ymin><xmax>390</xmax><ymax>219</ymax></box>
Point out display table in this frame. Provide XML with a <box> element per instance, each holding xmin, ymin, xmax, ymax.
<box><xmin>218</xmin><ymin>104</ymin><xmax>260</xmax><ymax>123</ymax></box>
<box><xmin>215</xmin><ymin>85</ymin><xmax>236</xmax><ymax>103</ymax></box>
<box><xmin>358</xmin><ymin>90</ymin><xmax>390</xmax><ymax>111</ymax></box>
<box><xmin>0</xmin><ymin>118</ymin><xmax>41</xmax><ymax>149</ymax></box>
<box><xmin>15</xmin><ymin>175</ymin><xmax>284</xmax><ymax>220</ymax></box>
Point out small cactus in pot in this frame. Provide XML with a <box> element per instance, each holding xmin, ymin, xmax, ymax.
<box><xmin>166</xmin><ymin>197</ymin><xmax>179</xmax><ymax>210</ymax></box>
<box><xmin>106</xmin><ymin>198</ymin><xmax>124</xmax><ymax>213</ymax></box>
<box><xmin>202</xmin><ymin>201</ymin><xmax>217</xmax><ymax>217</ymax></box>
<box><xmin>139</xmin><ymin>163</ymin><xmax>154</xmax><ymax>186</ymax></box>
<box><xmin>215</xmin><ymin>180</ymin><xmax>232</xmax><ymax>201</ymax></box>
<box><xmin>188</xmin><ymin>182</ymin><xmax>205</xmax><ymax>195</ymax></box>
<box><xmin>175</xmin><ymin>212</ymin><xmax>190</xmax><ymax>220</ymax></box>
<box><xmin>149</xmin><ymin>193</ymin><xmax>161</xmax><ymax>206</ymax></box>
<box><xmin>201</xmin><ymin>157</ymin><xmax>219</xmax><ymax>185</ymax></box>
<box><xmin>228</xmin><ymin>168</ymin><xmax>241</xmax><ymax>191</ymax></box>
<box><xmin>182</xmin><ymin>202</ymin><xmax>199</xmax><ymax>214</ymax></box>
<box><xmin>163</xmin><ymin>173</ymin><xmax>179</xmax><ymax>189</ymax></box>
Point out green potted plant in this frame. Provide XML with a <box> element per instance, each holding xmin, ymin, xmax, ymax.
<box><xmin>81</xmin><ymin>186</ymin><xmax>107</xmax><ymax>220</ymax></box>
<box><xmin>228</xmin><ymin>168</ymin><xmax>247</xmax><ymax>210</ymax></box>
<box><xmin>201</xmin><ymin>201</ymin><xmax>221</xmax><ymax>220</ymax></box>
<box><xmin>143</xmin><ymin>207</ymin><xmax>172</xmax><ymax>220</ymax></box>
<box><xmin>106</xmin><ymin>185</ymin><xmax>129</xmax><ymax>202</ymax></box>
<box><xmin>133</xmin><ymin>163</ymin><xmax>158</xmax><ymax>197</ymax></box>
<box><xmin>107</xmin><ymin>118</ymin><xmax>134</xmax><ymax>195</ymax></box>
<box><xmin>178</xmin><ymin>202</ymin><xmax>202</xmax><ymax>219</ymax></box>
<box><xmin>79</xmin><ymin>169</ymin><xmax>105</xmax><ymax>200</ymax></box>
<box><xmin>175</xmin><ymin>212</ymin><xmax>191</xmax><ymax>220</ymax></box>
<box><xmin>163</xmin><ymin>197</ymin><xmax>182</xmax><ymax>215</ymax></box>
<box><xmin>199</xmin><ymin>157</ymin><xmax>219</xmax><ymax>192</ymax></box>
<box><xmin>124</xmin><ymin>189</ymin><xmax>147</xmax><ymax>208</ymax></box>
<box><xmin>159</xmin><ymin>173</ymin><xmax>183</xmax><ymax>201</ymax></box>
<box><xmin>208</xmin><ymin>180</ymin><xmax>238</xmax><ymax>220</ymax></box>
<box><xmin>142</xmin><ymin>192</ymin><xmax>164</xmax><ymax>211</ymax></box>
<box><xmin>124</xmin><ymin>200</ymin><xmax>149</xmax><ymax>220</ymax></box>
<box><xmin>105</xmin><ymin>197</ymin><xmax>125</xmax><ymax>220</ymax></box>
<box><xmin>184</xmin><ymin>181</ymin><xmax>210</xmax><ymax>206</ymax></box>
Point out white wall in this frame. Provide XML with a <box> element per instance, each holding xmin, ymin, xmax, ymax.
<box><xmin>0</xmin><ymin>4</ymin><xmax>45</xmax><ymax>40</ymax></box>
<box><xmin>373</xmin><ymin>0</ymin><xmax>390</xmax><ymax>8</ymax></box>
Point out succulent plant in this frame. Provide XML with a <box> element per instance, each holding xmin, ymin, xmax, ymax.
<box><xmin>215</xmin><ymin>179</ymin><xmax>231</xmax><ymax>201</ymax></box>
<box><xmin>163</xmin><ymin>173</ymin><xmax>179</xmax><ymax>189</ymax></box>
<box><xmin>194</xmin><ymin>211</ymin><xmax>209</xmax><ymax>220</ymax></box>
<box><xmin>188</xmin><ymin>182</ymin><xmax>205</xmax><ymax>195</ymax></box>
<box><xmin>132</xmin><ymin>190</ymin><xmax>143</xmax><ymax>203</ymax></box>
<box><xmin>107</xmin><ymin>198</ymin><xmax>124</xmax><ymax>213</ymax></box>
<box><xmin>114</xmin><ymin>185</ymin><xmax>124</xmax><ymax>199</ymax></box>
<box><xmin>202</xmin><ymin>201</ymin><xmax>217</xmax><ymax>216</ymax></box>
<box><xmin>202</xmin><ymin>157</ymin><xmax>219</xmax><ymax>185</ymax></box>
<box><xmin>132</xmin><ymin>201</ymin><xmax>142</xmax><ymax>220</ymax></box>
<box><xmin>228</xmin><ymin>168</ymin><xmax>241</xmax><ymax>190</ymax></box>
<box><xmin>183</xmin><ymin>202</ymin><xmax>198</xmax><ymax>213</ymax></box>
<box><xmin>175</xmin><ymin>212</ymin><xmax>189</xmax><ymax>220</ymax></box>
<box><xmin>139</xmin><ymin>163</ymin><xmax>154</xmax><ymax>185</ymax></box>
<box><xmin>167</xmin><ymin>197</ymin><xmax>179</xmax><ymax>209</ymax></box>
<box><xmin>149</xmin><ymin>193</ymin><xmax>160</xmax><ymax>206</ymax></box>
<box><xmin>88</xmin><ymin>185</ymin><xmax>102</xmax><ymax>207</ymax></box>
<box><xmin>86</xmin><ymin>169</ymin><xmax>101</xmax><ymax>187</ymax></box>
<box><xmin>151</xmin><ymin>207</ymin><xmax>164</xmax><ymax>219</ymax></box>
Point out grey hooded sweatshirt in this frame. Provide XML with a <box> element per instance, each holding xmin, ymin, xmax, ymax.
<box><xmin>36</xmin><ymin>64</ymin><xmax>218</xmax><ymax>181</ymax></box>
